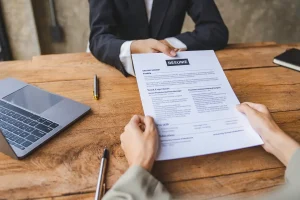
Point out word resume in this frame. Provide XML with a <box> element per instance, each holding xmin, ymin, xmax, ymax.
<box><xmin>133</xmin><ymin>51</ymin><xmax>263</xmax><ymax>160</ymax></box>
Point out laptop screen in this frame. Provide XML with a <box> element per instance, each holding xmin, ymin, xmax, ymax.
<box><xmin>3</xmin><ymin>85</ymin><xmax>63</xmax><ymax>114</ymax></box>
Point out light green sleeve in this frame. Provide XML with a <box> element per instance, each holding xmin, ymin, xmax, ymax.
<box><xmin>103</xmin><ymin>149</ymin><xmax>300</xmax><ymax>200</ymax></box>
<box><xmin>256</xmin><ymin>148</ymin><xmax>300</xmax><ymax>200</ymax></box>
<box><xmin>103</xmin><ymin>165</ymin><xmax>172</xmax><ymax>200</ymax></box>
<box><xmin>285</xmin><ymin>148</ymin><xmax>300</xmax><ymax>187</ymax></box>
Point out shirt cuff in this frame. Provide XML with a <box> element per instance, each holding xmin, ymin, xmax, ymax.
<box><xmin>165</xmin><ymin>37</ymin><xmax>187</xmax><ymax>50</ymax></box>
<box><xmin>119</xmin><ymin>41</ymin><xmax>136</xmax><ymax>76</ymax></box>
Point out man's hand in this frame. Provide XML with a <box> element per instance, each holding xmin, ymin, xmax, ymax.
<box><xmin>120</xmin><ymin>115</ymin><xmax>159</xmax><ymax>172</ymax></box>
<box><xmin>237</xmin><ymin>102</ymin><xmax>300</xmax><ymax>166</ymax></box>
<box><xmin>131</xmin><ymin>39</ymin><xmax>177</xmax><ymax>57</ymax></box>
<box><xmin>160</xmin><ymin>40</ymin><xmax>181</xmax><ymax>52</ymax></box>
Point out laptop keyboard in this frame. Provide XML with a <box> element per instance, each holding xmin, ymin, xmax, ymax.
<box><xmin>0</xmin><ymin>100</ymin><xmax>59</xmax><ymax>150</ymax></box>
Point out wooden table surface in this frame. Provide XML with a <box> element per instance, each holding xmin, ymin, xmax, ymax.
<box><xmin>0</xmin><ymin>43</ymin><xmax>300</xmax><ymax>200</ymax></box>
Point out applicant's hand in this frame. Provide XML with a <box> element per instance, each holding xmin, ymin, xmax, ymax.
<box><xmin>120</xmin><ymin>115</ymin><xmax>159</xmax><ymax>172</ymax></box>
<box><xmin>237</xmin><ymin>102</ymin><xmax>300</xmax><ymax>166</ymax></box>
<box><xmin>131</xmin><ymin>39</ymin><xmax>177</xmax><ymax>57</ymax></box>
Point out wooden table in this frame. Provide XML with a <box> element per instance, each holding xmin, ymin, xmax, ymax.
<box><xmin>0</xmin><ymin>43</ymin><xmax>300</xmax><ymax>200</ymax></box>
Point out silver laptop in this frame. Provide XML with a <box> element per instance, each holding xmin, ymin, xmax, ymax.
<box><xmin>0</xmin><ymin>78</ymin><xmax>90</xmax><ymax>159</ymax></box>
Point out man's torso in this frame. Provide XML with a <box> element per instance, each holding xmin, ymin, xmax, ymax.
<box><xmin>112</xmin><ymin>0</ymin><xmax>189</xmax><ymax>40</ymax></box>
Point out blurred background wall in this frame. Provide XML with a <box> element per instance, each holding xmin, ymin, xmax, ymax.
<box><xmin>0</xmin><ymin>0</ymin><xmax>300</xmax><ymax>60</ymax></box>
<box><xmin>0</xmin><ymin>0</ymin><xmax>40</xmax><ymax>60</ymax></box>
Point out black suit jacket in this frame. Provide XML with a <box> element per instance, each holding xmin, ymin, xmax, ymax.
<box><xmin>89</xmin><ymin>0</ymin><xmax>229</xmax><ymax>76</ymax></box>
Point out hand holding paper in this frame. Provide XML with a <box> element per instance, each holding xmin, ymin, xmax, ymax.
<box><xmin>133</xmin><ymin>50</ymin><xmax>263</xmax><ymax>160</ymax></box>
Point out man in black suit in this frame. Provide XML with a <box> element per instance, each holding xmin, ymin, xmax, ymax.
<box><xmin>89</xmin><ymin>0</ymin><xmax>229</xmax><ymax>76</ymax></box>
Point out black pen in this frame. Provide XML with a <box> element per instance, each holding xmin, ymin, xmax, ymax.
<box><xmin>95</xmin><ymin>148</ymin><xmax>108</xmax><ymax>200</ymax></box>
<box><xmin>93</xmin><ymin>74</ymin><xmax>99</xmax><ymax>100</ymax></box>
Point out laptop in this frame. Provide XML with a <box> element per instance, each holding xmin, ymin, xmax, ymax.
<box><xmin>0</xmin><ymin>78</ymin><xmax>90</xmax><ymax>159</ymax></box>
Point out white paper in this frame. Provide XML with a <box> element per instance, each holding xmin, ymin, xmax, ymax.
<box><xmin>132</xmin><ymin>50</ymin><xmax>263</xmax><ymax>161</ymax></box>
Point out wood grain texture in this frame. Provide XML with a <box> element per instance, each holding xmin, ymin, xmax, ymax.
<box><xmin>0</xmin><ymin>44</ymin><xmax>299</xmax><ymax>199</ymax></box>
<box><xmin>0</xmin><ymin>44</ymin><xmax>297</xmax><ymax>84</ymax></box>
<box><xmin>217</xmin><ymin>44</ymin><xmax>300</xmax><ymax>70</ymax></box>
<box><xmin>40</xmin><ymin>187</ymin><xmax>281</xmax><ymax>200</ymax></box>
<box><xmin>36</xmin><ymin>168</ymin><xmax>284</xmax><ymax>200</ymax></box>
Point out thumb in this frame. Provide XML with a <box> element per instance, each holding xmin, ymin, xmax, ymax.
<box><xmin>236</xmin><ymin>103</ymin><xmax>257</xmax><ymax>117</ymax></box>
<box><xmin>154</xmin><ymin>41</ymin><xmax>176</xmax><ymax>57</ymax></box>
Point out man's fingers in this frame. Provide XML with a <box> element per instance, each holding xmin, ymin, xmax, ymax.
<box><xmin>150</xmin><ymin>49</ymin><xmax>159</xmax><ymax>53</ymax></box>
<box><xmin>153</xmin><ymin>41</ymin><xmax>176</xmax><ymax>57</ymax></box>
<box><xmin>236</xmin><ymin>103</ymin><xmax>257</xmax><ymax>117</ymax></box>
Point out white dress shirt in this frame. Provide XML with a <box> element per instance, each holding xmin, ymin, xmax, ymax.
<box><xmin>120</xmin><ymin>0</ymin><xmax>187</xmax><ymax>76</ymax></box>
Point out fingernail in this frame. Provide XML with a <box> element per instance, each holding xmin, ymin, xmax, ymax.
<box><xmin>170</xmin><ymin>50</ymin><xmax>176</xmax><ymax>56</ymax></box>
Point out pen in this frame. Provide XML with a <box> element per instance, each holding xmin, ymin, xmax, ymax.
<box><xmin>93</xmin><ymin>74</ymin><xmax>99</xmax><ymax>100</ymax></box>
<box><xmin>95</xmin><ymin>148</ymin><xmax>108</xmax><ymax>200</ymax></box>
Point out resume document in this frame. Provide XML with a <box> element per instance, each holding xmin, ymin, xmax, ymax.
<box><xmin>132</xmin><ymin>51</ymin><xmax>263</xmax><ymax>160</ymax></box>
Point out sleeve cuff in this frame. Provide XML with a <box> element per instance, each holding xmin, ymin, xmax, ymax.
<box><xmin>119</xmin><ymin>165</ymin><xmax>160</xmax><ymax>188</ymax></box>
<box><xmin>109</xmin><ymin>165</ymin><xmax>164</xmax><ymax>197</ymax></box>
<box><xmin>165</xmin><ymin>37</ymin><xmax>187</xmax><ymax>50</ymax></box>
<box><xmin>119</xmin><ymin>41</ymin><xmax>135</xmax><ymax>76</ymax></box>
<box><xmin>103</xmin><ymin>165</ymin><xmax>171</xmax><ymax>200</ymax></box>
<box><xmin>285</xmin><ymin>148</ymin><xmax>300</xmax><ymax>187</ymax></box>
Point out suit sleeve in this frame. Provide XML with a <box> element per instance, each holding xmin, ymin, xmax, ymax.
<box><xmin>175</xmin><ymin>0</ymin><xmax>229</xmax><ymax>51</ymax></box>
<box><xmin>103</xmin><ymin>166</ymin><xmax>172</xmax><ymax>200</ymax></box>
<box><xmin>89</xmin><ymin>0</ymin><xmax>128</xmax><ymax>76</ymax></box>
